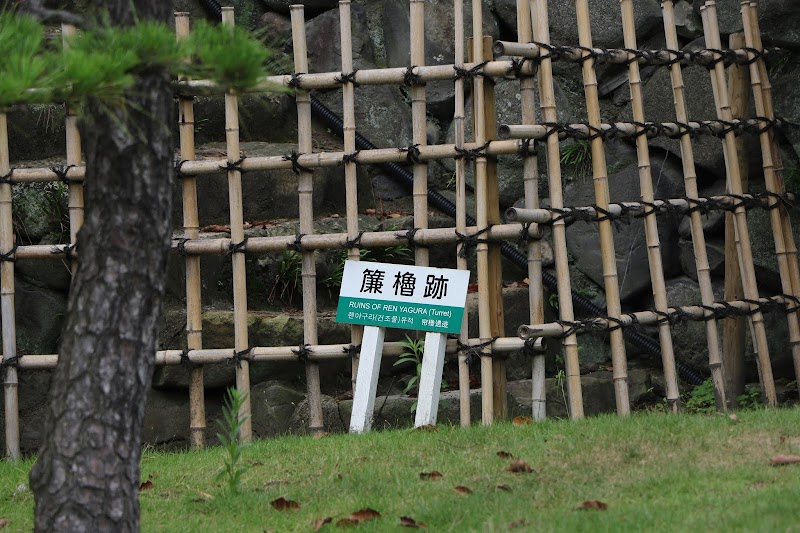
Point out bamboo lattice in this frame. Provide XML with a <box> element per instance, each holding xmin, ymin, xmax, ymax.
<box><xmin>2</xmin><ymin>0</ymin><xmax>799</xmax><ymax>459</ymax></box>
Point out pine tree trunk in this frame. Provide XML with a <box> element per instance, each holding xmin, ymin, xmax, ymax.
<box><xmin>29</xmin><ymin>3</ymin><xmax>173</xmax><ymax>531</ymax></box>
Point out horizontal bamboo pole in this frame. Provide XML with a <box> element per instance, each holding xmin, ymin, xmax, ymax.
<box><xmin>499</xmin><ymin>119</ymin><xmax>783</xmax><ymax>141</ymax></box>
<box><xmin>11</xmin><ymin>114</ymin><xmax>786</xmax><ymax>185</ymax></box>
<box><xmin>13</xmin><ymin>223</ymin><xmax>542</xmax><ymax>261</ymax></box>
<box><xmin>16</xmin><ymin>337</ymin><xmax>546</xmax><ymax>369</ymax></box>
<box><xmin>493</xmin><ymin>41</ymin><xmax>775</xmax><ymax>67</ymax></box>
<box><xmin>518</xmin><ymin>296</ymin><xmax>795</xmax><ymax>339</ymax></box>
<box><xmin>174</xmin><ymin>60</ymin><xmax>537</xmax><ymax>96</ymax></box>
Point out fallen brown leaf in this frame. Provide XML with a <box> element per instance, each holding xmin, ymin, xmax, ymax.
<box><xmin>347</xmin><ymin>508</ymin><xmax>381</xmax><ymax>523</ymax></box>
<box><xmin>496</xmin><ymin>451</ymin><xmax>514</xmax><ymax>459</ymax></box>
<box><xmin>0</xmin><ymin>518</ymin><xmax>8</xmax><ymax>529</ymax></box>
<box><xmin>507</xmin><ymin>460</ymin><xmax>534</xmax><ymax>474</ymax></box>
<box><xmin>388</xmin><ymin>213</ymin><xmax>402</xmax><ymax>218</ymax></box>
<box><xmin>575</xmin><ymin>500</ymin><xmax>608</xmax><ymax>511</ymax></box>
<box><xmin>194</xmin><ymin>489</ymin><xmax>213</xmax><ymax>501</ymax></box>
<box><xmin>399</xmin><ymin>516</ymin><xmax>426</xmax><ymax>528</ymax></box>
<box><xmin>139</xmin><ymin>480</ymin><xmax>154</xmax><ymax>490</ymax></box>
<box><xmin>771</xmin><ymin>454</ymin><xmax>800</xmax><ymax>466</ymax></box>
<box><xmin>419</xmin><ymin>471</ymin><xmax>443</xmax><ymax>480</ymax></box>
<box><xmin>270</xmin><ymin>497</ymin><xmax>300</xmax><ymax>511</ymax></box>
<box><xmin>453</xmin><ymin>485</ymin><xmax>472</xmax><ymax>495</ymax></box>
<box><xmin>496</xmin><ymin>484</ymin><xmax>512</xmax><ymax>492</ymax></box>
<box><xmin>365</xmin><ymin>208</ymin><xmax>377</xmax><ymax>215</ymax></box>
<box><xmin>313</xmin><ymin>517</ymin><xmax>333</xmax><ymax>531</ymax></box>
<box><xmin>512</xmin><ymin>416</ymin><xmax>532</xmax><ymax>426</ymax></box>
<box><xmin>335</xmin><ymin>518</ymin><xmax>357</xmax><ymax>528</ymax></box>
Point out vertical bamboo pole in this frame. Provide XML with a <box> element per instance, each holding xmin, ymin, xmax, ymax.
<box><xmin>469</xmin><ymin>4</ymin><xmax>494</xmax><ymax>424</ymax></box>
<box><xmin>410</xmin><ymin>0</ymin><xmax>428</xmax><ymax>271</ymax></box>
<box><xmin>661</xmin><ymin>0</ymin><xmax>729</xmax><ymax>409</ymax></box>
<box><xmin>222</xmin><ymin>7</ymin><xmax>253</xmax><ymax>441</ymax></box>
<box><xmin>518</xmin><ymin>0</ymin><xmax>546</xmax><ymax>420</ymax></box>
<box><xmin>453</xmin><ymin>0</ymin><xmax>471</xmax><ymax>427</ymax></box>
<box><xmin>740</xmin><ymin>1</ymin><xmax>800</xmax><ymax>392</ymax></box>
<box><xmin>339</xmin><ymin>0</ymin><xmax>363</xmax><ymax>393</ymax></box>
<box><xmin>290</xmin><ymin>5</ymin><xmax>325</xmax><ymax>433</ymax></box>
<box><xmin>747</xmin><ymin>1</ymin><xmax>800</xmax><ymax>316</ymax></box>
<box><xmin>176</xmin><ymin>12</ymin><xmax>206</xmax><ymax>448</ymax></box>
<box><xmin>61</xmin><ymin>24</ymin><xmax>84</xmax><ymax>245</ymax></box>
<box><xmin>619</xmin><ymin>0</ymin><xmax>681</xmax><ymax>412</ymax></box>
<box><xmin>0</xmin><ymin>110</ymin><xmax>19</xmax><ymax>461</ymax></box>
<box><xmin>481</xmin><ymin>35</ymin><xmax>507</xmax><ymax>421</ymax></box>
<box><xmin>723</xmin><ymin>31</ymin><xmax>748</xmax><ymax>405</ymax></box>
<box><xmin>575</xmin><ymin>0</ymin><xmax>630</xmax><ymax>415</ymax></box>
<box><xmin>532</xmin><ymin>0</ymin><xmax>584</xmax><ymax>419</ymax></box>
<box><xmin>700</xmin><ymin>0</ymin><xmax>776</xmax><ymax>406</ymax></box>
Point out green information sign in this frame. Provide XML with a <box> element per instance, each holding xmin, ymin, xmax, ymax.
<box><xmin>335</xmin><ymin>261</ymin><xmax>470</xmax><ymax>334</ymax></box>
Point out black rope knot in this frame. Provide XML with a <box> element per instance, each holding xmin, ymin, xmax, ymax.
<box><xmin>455</xmin><ymin>141</ymin><xmax>491</xmax><ymax>163</ymax></box>
<box><xmin>457</xmin><ymin>337</ymin><xmax>497</xmax><ymax>365</ymax></box>
<box><xmin>283</xmin><ymin>151</ymin><xmax>312</xmax><ymax>175</ymax></box>
<box><xmin>229</xmin><ymin>348</ymin><xmax>253</xmax><ymax>368</ymax></box>
<box><xmin>403</xmin><ymin>66</ymin><xmax>425</xmax><ymax>87</ymax></box>
<box><xmin>0</xmin><ymin>168</ymin><xmax>14</xmax><ymax>185</ymax></box>
<box><xmin>456</xmin><ymin>225</ymin><xmax>493</xmax><ymax>258</ymax></box>
<box><xmin>293</xmin><ymin>343</ymin><xmax>313</xmax><ymax>362</ymax></box>
<box><xmin>0</xmin><ymin>245</ymin><xmax>17</xmax><ymax>263</ymax></box>
<box><xmin>50</xmin><ymin>244</ymin><xmax>75</xmax><ymax>263</ymax></box>
<box><xmin>220</xmin><ymin>156</ymin><xmax>246</xmax><ymax>173</ymax></box>
<box><xmin>226</xmin><ymin>238</ymin><xmax>248</xmax><ymax>257</ymax></box>
<box><xmin>174</xmin><ymin>159</ymin><xmax>189</xmax><ymax>179</ymax></box>
<box><xmin>453</xmin><ymin>61</ymin><xmax>488</xmax><ymax>81</ymax></box>
<box><xmin>179</xmin><ymin>350</ymin><xmax>193</xmax><ymax>366</ymax></box>
<box><xmin>335</xmin><ymin>70</ymin><xmax>359</xmax><ymax>86</ymax></box>
<box><xmin>521</xmin><ymin>337</ymin><xmax>539</xmax><ymax>357</ymax></box>
<box><xmin>1</xmin><ymin>354</ymin><xmax>19</xmax><ymax>369</ymax></box>
<box><xmin>517</xmin><ymin>138</ymin><xmax>535</xmax><ymax>158</ymax></box>
<box><xmin>287</xmin><ymin>233</ymin><xmax>306</xmax><ymax>253</ymax></box>
<box><xmin>175</xmin><ymin>237</ymin><xmax>190</xmax><ymax>256</ymax></box>
<box><xmin>343</xmin><ymin>344</ymin><xmax>361</xmax><ymax>359</ymax></box>
<box><xmin>396</xmin><ymin>227</ymin><xmax>427</xmax><ymax>248</ymax></box>
<box><xmin>401</xmin><ymin>144</ymin><xmax>425</xmax><ymax>165</ymax></box>
<box><xmin>345</xmin><ymin>231</ymin><xmax>365</xmax><ymax>249</ymax></box>
<box><xmin>288</xmin><ymin>72</ymin><xmax>305</xmax><ymax>89</ymax></box>
<box><xmin>342</xmin><ymin>151</ymin><xmax>360</xmax><ymax>165</ymax></box>
<box><xmin>51</xmin><ymin>164</ymin><xmax>76</xmax><ymax>185</ymax></box>
<box><xmin>508</xmin><ymin>57</ymin><xmax>537</xmax><ymax>78</ymax></box>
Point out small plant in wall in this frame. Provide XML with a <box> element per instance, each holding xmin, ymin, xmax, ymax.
<box><xmin>216</xmin><ymin>387</ymin><xmax>250</xmax><ymax>493</ymax></box>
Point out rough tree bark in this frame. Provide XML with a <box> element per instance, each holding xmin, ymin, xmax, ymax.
<box><xmin>29</xmin><ymin>2</ymin><xmax>174</xmax><ymax>531</ymax></box>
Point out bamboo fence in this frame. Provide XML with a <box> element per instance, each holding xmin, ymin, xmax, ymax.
<box><xmin>2</xmin><ymin>0</ymin><xmax>798</xmax><ymax>458</ymax></box>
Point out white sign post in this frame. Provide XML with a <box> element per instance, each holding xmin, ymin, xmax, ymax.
<box><xmin>336</xmin><ymin>261</ymin><xmax>469</xmax><ymax>433</ymax></box>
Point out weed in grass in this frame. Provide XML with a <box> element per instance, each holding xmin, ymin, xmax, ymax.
<box><xmin>215</xmin><ymin>387</ymin><xmax>250</xmax><ymax>493</ymax></box>
<box><xmin>684</xmin><ymin>378</ymin><xmax>717</xmax><ymax>414</ymax></box>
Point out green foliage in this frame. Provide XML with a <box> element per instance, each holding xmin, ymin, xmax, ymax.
<box><xmin>736</xmin><ymin>386</ymin><xmax>763</xmax><ymax>410</ymax></box>
<box><xmin>0</xmin><ymin>13</ymin><xmax>278</xmax><ymax>110</ymax></box>
<box><xmin>0</xmin><ymin>14</ymin><xmax>55</xmax><ymax>106</ymax></box>
<box><xmin>11</xmin><ymin>182</ymin><xmax>69</xmax><ymax>244</ymax></box>
<box><xmin>321</xmin><ymin>243</ymin><xmax>412</xmax><ymax>293</ymax></box>
<box><xmin>684</xmin><ymin>379</ymin><xmax>717</xmax><ymax>414</ymax></box>
<box><xmin>215</xmin><ymin>387</ymin><xmax>250</xmax><ymax>493</ymax></box>
<box><xmin>268</xmin><ymin>250</ymin><xmax>302</xmax><ymax>305</ymax></box>
<box><xmin>187</xmin><ymin>20</ymin><xmax>273</xmax><ymax>93</ymax></box>
<box><xmin>782</xmin><ymin>163</ymin><xmax>800</xmax><ymax>193</ymax></box>
<box><xmin>560</xmin><ymin>139</ymin><xmax>592</xmax><ymax>177</ymax></box>
<box><xmin>394</xmin><ymin>334</ymin><xmax>425</xmax><ymax>399</ymax></box>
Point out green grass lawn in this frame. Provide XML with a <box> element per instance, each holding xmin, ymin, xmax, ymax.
<box><xmin>2</xmin><ymin>409</ymin><xmax>800</xmax><ymax>532</ymax></box>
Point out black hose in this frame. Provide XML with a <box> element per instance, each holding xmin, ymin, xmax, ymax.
<box><xmin>198</xmin><ymin>0</ymin><xmax>223</xmax><ymax>20</ymax></box>
<box><xmin>196</xmin><ymin>0</ymin><xmax>705</xmax><ymax>386</ymax></box>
